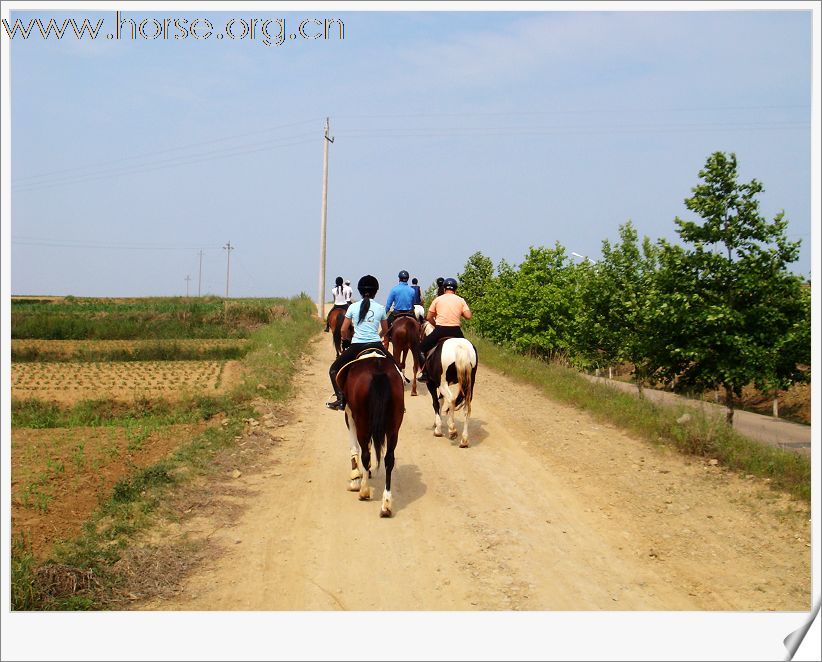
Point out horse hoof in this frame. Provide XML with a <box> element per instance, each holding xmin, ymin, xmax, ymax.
<box><xmin>380</xmin><ymin>508</ymin><xmax>392</xmax><ymax>518</ymax></box>
<box><xmin>434</xmin><ymin>430</ymin><xmax>443</xmax><ymax>437</ymax></box>
<box><xmin>459</xmin><ymin>440</ymin><xmax>470</xmax><ymax>448</ymax></box>
<box><xmin>449</xmin><ymin>431</ymin><xmax>458</xmax><ymax>440</ymax></box>
<box><xmin>348</xmin><ymin>480</ymin><xmax>361</xmax><ymax>491</ymax></box>
<box><xmin>359</xmin><ymin>493</ymin><xmax>371</xmax><ymax>501</ymax></box>
<box><xmin>410</xmin><ymin>391</ymin><xmax>417</xmax><ymax>397</ymax></box>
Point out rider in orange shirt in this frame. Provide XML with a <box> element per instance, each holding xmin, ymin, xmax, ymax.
<box><xmin>417</xmin><ymin>277</ymin><xmax>471</xmax><ymax>382</ymax></box>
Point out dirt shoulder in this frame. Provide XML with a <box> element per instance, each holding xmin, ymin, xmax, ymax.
<box><xmin>139</xmin><ymin>335</ymin><xmax>811</xmax><ymax>611</ymax></box>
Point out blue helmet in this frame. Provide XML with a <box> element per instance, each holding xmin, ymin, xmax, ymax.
<box><xmin>444</xmin><ymin>277</ymin><xmax>458</xmax><ymax>291</ymax></box>
<box><xmin>398</xmin><ymin>270</ymin><xmax>409</xmax><ymax>281</ymax></box>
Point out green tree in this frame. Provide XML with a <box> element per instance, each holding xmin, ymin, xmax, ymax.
<box><xmin>473</xmin><ymin>244</ymin><xmax>577</xmax><ymax>359</ymax></box>
<box><xmin>575</xmin><ymin>222</ymin><xmax>659</xmax><ymax>391</ymax></box>
<box><xmin>457</xmin><ymin>251</ymin><xmax>494</xmax><ymax>308</ymax></box>
<box><xmin>647</xmin><ymin>151</ymin><xmax>805</xmax><ymax>424</ymax></box>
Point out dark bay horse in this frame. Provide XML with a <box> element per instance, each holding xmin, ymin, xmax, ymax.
<box><xmin>327</xmin><ymin>306</ymin><xmax>348</xmax><ymax>357</ymax></box>
<box><xmin>386</xmin><ymin>315</ymin><xmax>421</xmax><ymax>396</ymax></box>
<box><xmin>337</xmin><ymin>349</ymin><xmax>405</xmax><ymax>516</ymax></box>
<box><xmin>423</xmin><ymin>336</ymin><xmax>478</xmax><ymax>447</ymax></box>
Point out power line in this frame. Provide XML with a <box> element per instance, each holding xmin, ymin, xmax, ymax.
<box><xmin>12</xmin><ymin>135</ymin><xmax>317</xmax><ymax>193</ymax></box>
<box><xmin>11</xmin><ymin>237</ymin><xmax>224</xmax><ymax>250</ymax></box>
<box><xmin>334</xmin><ymin>103</ymin><xmax>809</xmax><ymax>121</ymax></box>
<box><xmin>12</xmin><ymin>117</ymin><xmax>323</xmax><ymax>184</ymax></box>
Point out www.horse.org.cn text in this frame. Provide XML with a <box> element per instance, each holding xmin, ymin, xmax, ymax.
<box><xmin>1</xmin><ymin>12</ymin><xmax>345</xmax><ymax>48</ymax></box>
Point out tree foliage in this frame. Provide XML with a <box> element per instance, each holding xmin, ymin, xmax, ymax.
<box><xmin>646</xmin><ymin>152</ymin><xmax>805</xmax><ymax>422</ymax></box>
<box><xmin>454</xmin><ymin>151</ymin><xmax>809</xmax><ymax>424</ymax></box>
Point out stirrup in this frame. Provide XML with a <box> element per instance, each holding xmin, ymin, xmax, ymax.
<box><xmin>326</xmin><ymin>398</ymin><xmax>345</xmax><ymax>411</ymax></box>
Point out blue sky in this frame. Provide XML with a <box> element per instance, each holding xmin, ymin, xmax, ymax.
<box><xmin>6</xmin><ymin>6</ymin><xmax>814</xmax><ymax>301</ymax></box>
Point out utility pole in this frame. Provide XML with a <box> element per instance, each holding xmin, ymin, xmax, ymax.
<box><xmin>223</xmin><ymin>241</ymin><xmax>234</xmax><ymax>298</ymax></box>
<box><xmin>197</xmin><ymin>249</ymin><xmax>203</xmax><ymax>297</ymax></box>
<box><xmin>185</xmin><ymin>275</ymin><xmax>191</xmax><ymax>297</ymax></box>
<box><xmin>317</xmin><ymin>117</ymin><xmax>334</xmax><ymax>317</ymax></box>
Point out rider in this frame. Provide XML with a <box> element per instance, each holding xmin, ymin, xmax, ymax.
<box><xmin>435</xmin><ymin>277</ymin><xmax>446</xmax><ymax>298</ymax></box>
<box><xmin>343</xmin><ymin>279</ymin><xmax>353</xmax><ymax>304</ymax></box>
<box><xmin>411</xmin><ymin>277</ymin><xmax>425</xmax><ymax>323</ymax></box>
<box><xmin>417</xmin><ymin>277</ymin><xmax>472</xmax><ymax>383</ymax></box>
<box><xmin>324</xmin><ymin>276</ymin><xmax>350</xmax><ymax>332</ymax></box>
<box><xmin>326</xmin><ymin>275</ymin><xmax>388</xmax><ymax>411</ymax></box>
<box><xmin>385</xmin><ymin>270</ymin><xmax>416</xmax><ymax>334</ymax></box>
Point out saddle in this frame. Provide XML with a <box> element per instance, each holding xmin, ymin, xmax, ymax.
<box><xmin>335</xmin><ymin>348</ymin><xmax>403</xmax><ymax>387</ymax></box>
<box><xmin>421</xmin><ymin>337</ymin><xmax>453</xmax><ymax>372</ymax></box>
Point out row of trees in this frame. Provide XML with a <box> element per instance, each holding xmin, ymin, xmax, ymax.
<box><xmin>457</xmin><ymin>152</ymin><xmax>811</xmax><ymax>423</ymax></box>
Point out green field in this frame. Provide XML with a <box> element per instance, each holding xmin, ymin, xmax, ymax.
<box><xmin>11</xmin><ymin>294</ymin><xmax>320</xmax><ymax>610</ymax></box>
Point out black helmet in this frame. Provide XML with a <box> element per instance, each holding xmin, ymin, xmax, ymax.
<box><xmin>398</xmin><ymin>270</ymin><xmax>409</xmax><ymax>281</ymax></box>
<box><xmin>436</xmin><ymin>277</ymin><xmax>445</xmax><ymax>286</ymax></box>
<box><xmin>357</xmin><ymin>274</ymin><xmax>379</xmax><ymax>297</ymax></box>
<box><xmin>335</xmin><ymin>276</ymin><xmax>343</xmax><ymax>286</ymax></box>
<box><xmin>411</xmin><ymin>277</ymin><xmax>418</xmax><ymax>285</ymax></box>
<box><xmin>444</xmin><ymin>277</ymin><xmax>458</xmax><ymax>291</ymax></box>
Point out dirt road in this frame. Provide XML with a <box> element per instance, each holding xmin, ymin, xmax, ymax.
<box><xmin>145</xmin><ymin>335</ymin><xmax>810</xmax><ymax>611</ymax></box>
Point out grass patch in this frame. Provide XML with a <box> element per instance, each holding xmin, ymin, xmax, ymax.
<box><xmin>12</xmin><ymin>342</ymin><xmax>246</xmax><ymax>362</ymax></box>
<box><xmin>470</xmin><ymin>333</ymin><xmax>811</xmax><ymax>502</ymax></box>
<box><xmin>11</xmin><ymin>296</ymin><xmax>289</xmax><ymax>340</ymax></box>
<box><xmin>11</xmin><ymin>294</ymin><xmax>321</xmax><ymax>610</ymax></box>
<box><xmin>12</xmin><ymin>395</ymin><xmax>227</xmax><ymax>429</ymax></box>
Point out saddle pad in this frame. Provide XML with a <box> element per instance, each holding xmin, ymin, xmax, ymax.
<box><xmin>336</xmin><ymin>349</ymin><xmax>403</xmax><ymax>387</ymax></box>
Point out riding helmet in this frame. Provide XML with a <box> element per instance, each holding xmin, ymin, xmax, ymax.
<box><xmin>357</xmin><ymin>274</ymin><xmax>379</xmax><ymax>297</ymax></box>
<box><xmin>335</xmin><ymin>276</ymin><xmax>343</xmax><ymax>286</ymax></box>
<box><xmin>444</xmin><ymin>277</ymin><xmax>458</xmax><ymax>291</ymax></box>
<box><xmin>436</xmin><ymin>277</ymin><xmax>444</xmax><ymax>286</ymax></box>
<box><xmin>398</xmin><ymin>270</ymin><xmax>409</xmax><ymax>281</ymax></box>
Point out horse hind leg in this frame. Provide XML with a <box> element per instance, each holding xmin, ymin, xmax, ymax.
<box><xmin>459</xmin><ymin>395</ymin><xmax>471</xmax><ymax>448</ymax></box>
<box><xmin>347</xmin><ymin>418</ymin><xmax>363</xmax><ymax>491</ymax></box>
<box><xmin>358</xmin><ymin>436</ymin><xmax>372</xmax><ymax>501</ymax></box>
<box><xmin>380</xmin><ymin>432</ymin><xmax>397</xmax><ymax>517</ymax></box>
<box><xmin>447</xmin><ymin>399</ymin><xmax>458</xmax><ymax>440</ymax></box>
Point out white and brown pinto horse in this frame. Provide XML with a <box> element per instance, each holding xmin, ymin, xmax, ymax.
<box><xmin>421</xmin><ymin>322</ymin><xmax>478</xmax><ymax>447</ymax></box>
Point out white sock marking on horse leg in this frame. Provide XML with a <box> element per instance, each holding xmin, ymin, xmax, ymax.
<box><xmin>359</xmin><ymin>469</ymin><xmax>370</xmax><ymax>499</ymax></box>
<box><xmin>434</xmin><ymin>412</ymin><xmax>443</xmax><ymax>437</ymax></box>
<box><xmin>381</xmin><ymin>489</ymin><xmax>392</xmax><ymax>516</ymax></box>
<box><xmin>348</xmin><ymin>420</ymin><xmax>362</xmax><ymax>488</ymax></box>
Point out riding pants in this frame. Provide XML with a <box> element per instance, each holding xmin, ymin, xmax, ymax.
<box><xmin>419</xmin><ymin>325</ymin><xmax>464</xmax><ymax>365</ymax></box>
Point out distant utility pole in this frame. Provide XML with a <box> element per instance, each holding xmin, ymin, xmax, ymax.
<box><xmin>223</xmin><ymin>241</ymin><xmax>234</xmax><ymax>298</ymax></box>
<box><xmin>317</xmin><ymin>117</ymin><xmax>334</xmax><ymax>317</ymax></box>
<box><xmin>197</xmin><ymin>249</ymin><xmax>203</xmax><ymax>297</ymax></box>
<box><xmin>185</xmin><ymin>275</ymin><xmax>191</xmax><ymax>297</ymax></box>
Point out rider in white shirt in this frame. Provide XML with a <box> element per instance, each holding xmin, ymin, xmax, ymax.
<box><xmin>325</xmin><ymin>276</ymin><xmax>351</xmax><ymax>332</ymax></box>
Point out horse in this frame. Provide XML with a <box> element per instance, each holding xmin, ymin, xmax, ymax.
<box><xmin>386</xmin><ymin>315</ymin><xmax>421</xmax><ymax>396</ymax></box>
<box><xmin>421</xmin><ymin>326</ymin><xmax>478</xmax><ymax>448</ymax></box>
<box><xmin>336</xmin><ymin>348</ymin><xmax>405</xmax><ymax>517</ymax></box>
<box><xmin>327</xmin><ymin>306</ymin><xmax>348</xmax><ymax>357</ymax></box>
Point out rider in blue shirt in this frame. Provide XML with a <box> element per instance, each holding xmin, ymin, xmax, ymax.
<box><xmin>385</xmin><ymin>270</ymin><xmax>416</xmax><ymax>338</ymax></box>
<box><xmin>326</xmin><ymin>274</ymin><xmax>388</xmax><ymax>411</ymax></box>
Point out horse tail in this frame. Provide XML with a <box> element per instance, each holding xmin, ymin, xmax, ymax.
<box><xmin>368</xmin><ymin>371</ymin><xmax>391</xmax><ymax>467</ymax></box>
<box><xmin>455</xmin><ymin>344</ymin><xmax>474</xmax><ymax>416</ymax></box>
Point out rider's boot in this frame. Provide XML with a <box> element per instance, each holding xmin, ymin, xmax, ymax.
<box><xmin>326</xmin><ymin>385</ymin><xmax>346</xmax><ymax>411</ymax></box>
<box><xmin>417</xmin><ymin>351</ymin><xmax>429</xmax><ymax>382</ymax></box>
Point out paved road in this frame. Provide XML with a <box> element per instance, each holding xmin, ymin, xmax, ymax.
<box><xmin>585</xmin><ymin>376</ymin><xmax>811</xmax><ymax>455</ymax></box>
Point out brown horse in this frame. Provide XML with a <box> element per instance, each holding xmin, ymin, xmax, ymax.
<box><xmin>386</xmin><ymin>315</ymin><xmax>421</xmax><ymax>396</ymax></box>
<box><xmin>336</xmin><ymin>349</ymin><xmax>405</xmax><ymax>517</ymax></box>
<box><xmin>327</xmin><ymin>306</ymin><xmax>348</xmax><ymax>357</ymax></box>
